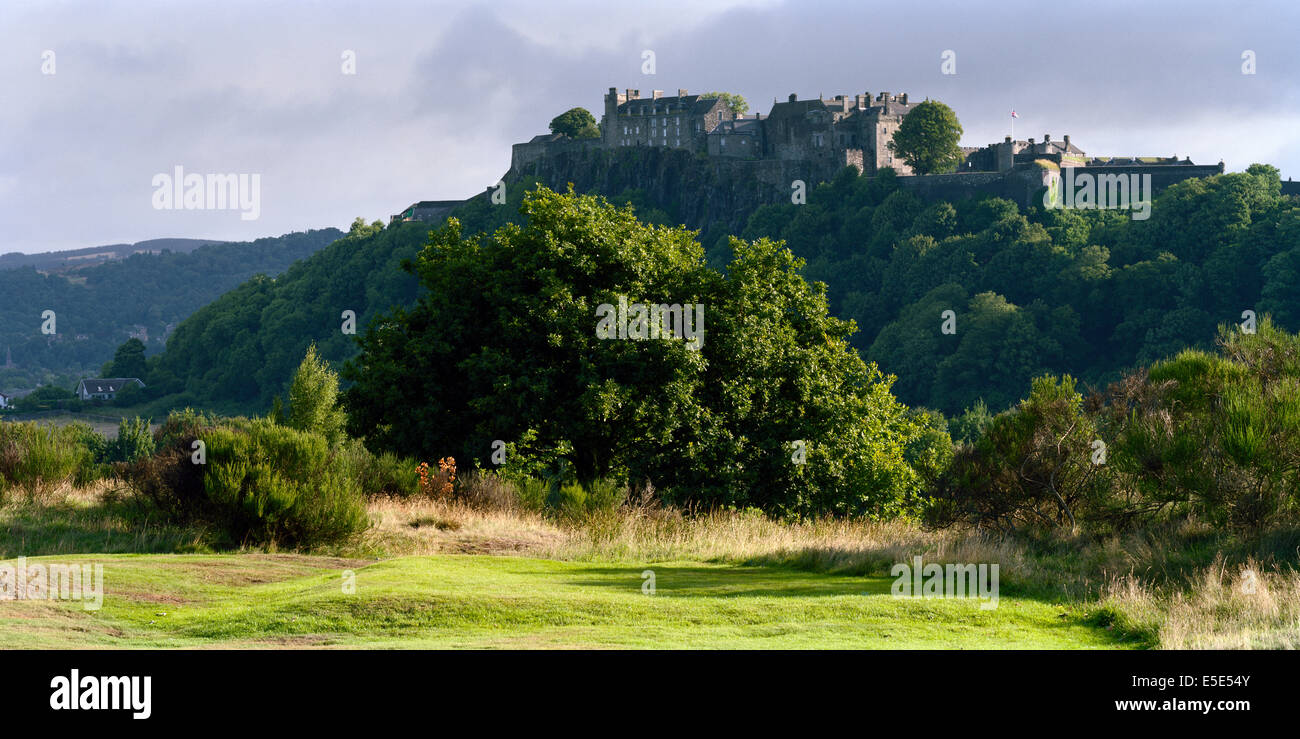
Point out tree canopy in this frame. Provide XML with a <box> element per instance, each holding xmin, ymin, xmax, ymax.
<box><xmin>888</xmin><ymin>100</ymin><xmax>964</xmax><ymax>175</ymax></box>
<box><xmin>549</xmin><ymin>107</ymin><xmax>600</xmax><ymax>139</ymax></box>
<box><xmin>344</xmin><ymin>186</ymin><xmax>931</xmax><ymax>518</ymax></box>
<box><xmin>702</xmin><ymin>92</ymin><xmax>749</xmax><ymax>115</ymax></box>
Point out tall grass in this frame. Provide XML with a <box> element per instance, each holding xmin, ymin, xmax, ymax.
<box><xmin>0</xmin><ymin>421</ymin><xmax>103</xmax><ymax>501</ymax></box>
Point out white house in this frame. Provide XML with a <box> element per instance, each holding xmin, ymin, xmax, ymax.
<box><xmin>75</xmin><ymin>378</ymin><xmax>145</xmax><ymax>401</ymax></box>
<box><xmin>0</xmin><ymin>392</ymin><xmax>10</xmax><ymax>409</ymax></box>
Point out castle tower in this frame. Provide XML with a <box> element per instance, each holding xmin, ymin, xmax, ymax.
<box><xmin>603</xmin><ymin>87</ymin><xmax>624</xmax><ymax>146</ymax></box>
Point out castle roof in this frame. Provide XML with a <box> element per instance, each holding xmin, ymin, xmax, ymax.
<box><xmin>618</xmin><ymin>95</ymin><xmax>722</xmax><ymax>116</ymax></box>
<box><xmin>710</xmin><ymin>117</ymin><xmax>762</xmax><ymax>136</ymax></box>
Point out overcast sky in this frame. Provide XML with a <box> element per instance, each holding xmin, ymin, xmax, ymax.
<box><xmin>2</xmin><ymin>0</ymin><xmax>1297</xmax><ymax>253</ymax></box>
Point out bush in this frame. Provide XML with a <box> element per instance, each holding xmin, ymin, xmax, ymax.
<box><xmin>338</xmin><ymin>440</ymin><xmax>419</xmax><ymax>498</ymax></box>
<box><xmin>125</xmin><ymin>414</ymin><xmax>368</xmax><ymax>548</ymax></box>
<box><xmin>103</xmin><ymin>417</ymin><xmax>155</xmax><ymax>464</ymax></box>
<box><xmin>0</xmin><ymin>421</ymin><xmax>101</xmax><ymax>499</ymax></box>
<box><xmin>930</xmin><ymin>318</ymin><xmax>1300</xmax><ymax>536</ymax></box>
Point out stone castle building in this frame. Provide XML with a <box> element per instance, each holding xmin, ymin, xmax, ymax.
<box><xmin>599</xmin><ymin>87</ymin><xmax>920</xmax><ymax>175</ymax></box>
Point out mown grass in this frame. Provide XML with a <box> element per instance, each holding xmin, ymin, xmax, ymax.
<box><xmin>0</xmin><ymin>553</ymin><xmax>1129</xmax><ymax>649</ymax></box>
<box><xmin>3</xmin><ymin>484</ymin><xmax>1297</xmax><ymax>649</ymax></box>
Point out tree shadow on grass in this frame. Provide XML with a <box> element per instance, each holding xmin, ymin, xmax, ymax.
<box><xmin>556</xmin><ymin>561</ymin><xmax>1145</xmax><ymax>647</ymax></box>
<box><xmin>562</xmin><ymin>563</ymin><xmax>898</xmax><ymax>599</ymax></box>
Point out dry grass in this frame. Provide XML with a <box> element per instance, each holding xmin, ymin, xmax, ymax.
<box><xmin>1103</xmin><ymin>558</ymin><xmax>1300</xmax><ymax>649</ymax></box>
<box><xmin>8</xmin><ymin>475</ymin><xmax>1299</xmax><ymax>648</ymax></box>
<box><xmin>366</xmin><ymin>489</ymin><xmax>1033</xmax><ymax>581</ymax></box>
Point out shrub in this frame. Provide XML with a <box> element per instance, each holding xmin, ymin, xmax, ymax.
<box><xmin>103</xmin><ymin>417</ymin><xmax>155</xmax><ymax>464</ymax></box>
<box><xmin>416</xmin><ymin>457</ymin><xmax>456</xmax><ymax>499</ymax></box>
<box><xmin>927</xmin><ymin>375</ymin><xmax>1112</xmax><ymax>535</ymax></box>
<box><xmin>61</xmin><ymin>422</ymin><xmax>109</xmax><ymax>486</ymax></box>
<box><xmin>0</xmin><ymin>422</ymin><xmax>100</xmax><ymax>499</ymax></box>
<box><xmin>930</xmin><ymin>318</ymin><xmax>1300</xmax><ymax>536</ymax></box>
<box><xmin>338</xmin><ymin>440</ymin><xmax>419</xmax><ymax>498</ymax></box>
<box><xmin>125</xmin><ymin>415</ymin><xmax>368</xmax><ymax>548</ymax></box>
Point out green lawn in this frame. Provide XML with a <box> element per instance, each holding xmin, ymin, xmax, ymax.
<box><xmin>0</xmin><ymin>553</ymin><xmax>1138</xmax><ymax>648</ymax></box>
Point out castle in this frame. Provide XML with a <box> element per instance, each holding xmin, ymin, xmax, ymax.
<box><xmin>597</xmin><ymin>87</ymin><xmax>919</xmax><ymax>174</ymax></box>
<box><xmin>393</xmin><ymin>85</ymin><xmax>1232</xmax><ymax>227</ymax></box>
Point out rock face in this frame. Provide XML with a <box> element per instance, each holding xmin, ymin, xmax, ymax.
<box><xmin>508</xmin><ymin>139</ymin><xmax>836</xmax><ymax>234</ymax></box>
<box><xmin>504</xmin><ymin>138</ymin><xmax>1229</xmax><ymax>234</ymax></box>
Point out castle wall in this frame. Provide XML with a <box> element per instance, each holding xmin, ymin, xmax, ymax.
<box><xmin>898</xmin><ymin>163</ymin><xmax>1226</xmax><ymax>209</ymax></box>
<box><xmin>508</xmin><ymin>144</ymin><xmax>849</xmax><ymax>235</ymax></box>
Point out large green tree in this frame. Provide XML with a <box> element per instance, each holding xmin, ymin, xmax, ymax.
<box><xmin>549</xmin><ymin>107</ymin><xmax>600</xmax><ymax>139</ymax></box>
<box><xmin>103</xmin><ymin>338</ymin><xmax>147</xmax><ymax>379</ymax></box>
<box><xmin>888</xmin><ymin>100</ymin><xmax>964</xmax><ymax>175</ymax></box>
<box><xmin>344</xmin><ymin>186</ymin><xmax>931</xmax><ymax>518</ymax></box>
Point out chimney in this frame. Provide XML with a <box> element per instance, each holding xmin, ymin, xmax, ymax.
<box><xmin>900</xmin><ymin>93</ymin><xmax>909</xmax><ymax>104</ymax></box>
<box><xmin>856</xmin><ymin>93</ymin><xmax>867</xmax><ymax>108</ymax></box>
<box><xmin>1004</xmin><ymin>135</ymin><xmax>1012</xmax><ymax>143</ymax></box>
<box><xmin>1044</xmin><ymin>133</ymin><xmax>1051</xmax><ymax>143</ymax></box>
<box><xmin>652</xmin><ymin>90</ymin><xmax>663</xmax><ymax>99</ymax></box>
<box><xmin>678</xmin><ymin>88</ymin><xmax>688</xmax><ymax>97</ymax></box>
<box><xmin>626</xmin><ymin>88</ymin><xmax>639</xmax><ymax>100</ymax></box>
<box><xmin>1063</xmin><ymin>134</ymin><xmax>1070</xmax><ymax>147</ymax></box>
<box><xmin>788</xmin><ymin>93</ymin><xmax>797</xmax><ymax>102</ymax></box>
<box><xmin>1028</xmin><ymin>137</ymin><xmax>1035</xmax><ymax>145</ymax></box>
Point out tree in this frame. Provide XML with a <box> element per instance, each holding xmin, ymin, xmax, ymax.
<box><xmin>548</xmin><ymin>108</ymin><xmax>600</xmax><ymax>139</ymax></box>
<box><xmin>286</xmin><ymin>343</ymin><xmax>345</xmax><ymax>444</ymax></box>
<box><xmin>701</xmin><ymin>92</ymin><xmax>749</xmax><ymax>115</ymax></box>
<box><xmin>104</xmin><ymin>338</ymin><xmax>147</xmax><ymax>379</ymax></box>
<box><xmin>345</xmin><ymin>186</ymin><xmax>932</xmax><ymax>518</ymax></box>
<box><xmin>888</xmin><ymin>100</ymin><xmax>964</xmax><ymax>175</ymax></box>
<box><xmin>347</xmin><ymin>217</ymin><xmax>383</xmax><ymax>239</ymax></box>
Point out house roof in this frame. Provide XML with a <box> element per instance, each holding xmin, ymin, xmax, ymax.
<box><xmin>77</xmin><ymin>378</ymin><xmax>144</xmax><ymax>394</ymax></box>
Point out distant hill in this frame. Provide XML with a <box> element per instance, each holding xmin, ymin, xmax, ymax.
<box><xmin>0</xmin><ymin>238</ymin><xmax>227</xmax><ymax>273</ymax></box>
<box><xmin>0</xmin><ymin>229</ymin><xmax>343</xmax><ymax>393</ymax></box>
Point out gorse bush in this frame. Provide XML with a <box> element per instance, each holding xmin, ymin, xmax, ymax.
<box><xmin>0</xmin><ymin>421</ymin><xmax>102</xmax><ymax>499</ymax></box>
<box><xmin>931</xmin><ymin>317</ymin><xmax>1300</xmax><ymax>535</ymax></box>
<box><xmin>337</xmin><ymin>440</ymin><xmax>419</xmax><ymax>498</ymax></box>
<box><xmin>125</xmin><ymin>410</ymin><xmax>369</xmax><ymax>548</ymax></box>
<box><xmin>201</xmin><ymin>421</ymin><xmax>368</xmax><ymax>546</ymax></box>
<box><xmin>104</xmin><ymin>417</ymin><xmax>155</xmax><ymax>464</ymax></box>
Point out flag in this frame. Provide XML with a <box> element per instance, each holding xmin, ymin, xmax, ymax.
<box><xmin>1010</xmin><ymin>110</ymin><xmax>1019</xmax><ymax>119</ymax></box>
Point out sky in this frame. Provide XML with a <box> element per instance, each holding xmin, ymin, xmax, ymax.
<box><xmin>2</xmin><ymin>0</ymin><xmax>1297</xmax><ymax>253</ymax></box>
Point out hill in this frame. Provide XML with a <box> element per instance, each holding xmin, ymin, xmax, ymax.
<box><xmin>129</xmin><ymin>155</ymin><xmax>1298</xmax><ymax>419</ymax></box>
<box><xmin>0</xmin><ymin>229</ymin><xmax>343</xmax><ymax>392</ymax></box>
<box><xmin>0</xmin><ymin>238</ymin><xmax>226</xmax><ymax>273</ymax></box>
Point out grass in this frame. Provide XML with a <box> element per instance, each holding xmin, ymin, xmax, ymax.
<box><xmin>0</xmin><ymin>553</ymin><xmax>1129</xmax><ymax>649</ymax></box>
<box><xmin>2</xmin><ymin>482</ymin><xmax>1297</xmax><ymax>649</ymax></box>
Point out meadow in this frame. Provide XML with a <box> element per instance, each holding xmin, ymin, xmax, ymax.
<box><xmin>2</xmin><ymin>479</ymin><xmax>1296</xmax><ymax>649</ymax></box>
